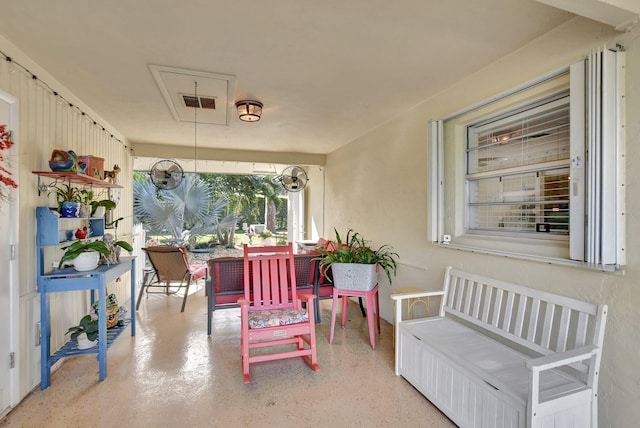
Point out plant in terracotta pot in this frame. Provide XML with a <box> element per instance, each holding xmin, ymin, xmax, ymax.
<box><xmin>66</xmin><ymin>313</ymin><xmax>99</xmax><ymax>349</ymax></box>
<box><xmin>316</xmin><ymin>228</ymin><xmax>399</xmax><ymax>290</ymax></box>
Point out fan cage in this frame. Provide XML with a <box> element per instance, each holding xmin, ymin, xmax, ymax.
<box><xmin>150</xmin><ymin>159</ymin><xmax>185</xmax><ymax>190</ymax></box>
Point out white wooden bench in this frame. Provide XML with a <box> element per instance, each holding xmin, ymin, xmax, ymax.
<box><xmin>391</xmin><ymin>266</ymin><xmax>607</xmax><ymax>428</ymax></box>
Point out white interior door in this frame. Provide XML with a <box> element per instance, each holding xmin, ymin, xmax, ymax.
<box><xmin>0</xmin><ymin>90</ymin><xmax>19</xmax><ymax>416</ymax></box>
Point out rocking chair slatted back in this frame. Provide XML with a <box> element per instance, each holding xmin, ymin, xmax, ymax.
<box><xmin>244</xmin><ymin>244</ymin><xmax>298</xmax><ymax>310</ymax></box>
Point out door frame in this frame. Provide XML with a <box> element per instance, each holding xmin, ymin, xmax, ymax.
<box><xmin>0</xmin><ymin>88</ymin><xmax>19</xmax><ymax>414</ymax></box>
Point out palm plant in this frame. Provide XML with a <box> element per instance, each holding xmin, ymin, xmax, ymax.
<box><xmin>255</xmin><ymin>178</ymin><xmax>284</xmax><ymax>233</ymax></box>
<box><xmin>133</xmin><ymin>173</ymin><xmax>231</xmax><ymax>246</ymax></box>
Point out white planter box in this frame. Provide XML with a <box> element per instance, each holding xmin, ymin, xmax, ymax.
<box><xmin>331</xmin><ymin>263</ymin><xmax>377</xmax><ymax>290</ymax></box>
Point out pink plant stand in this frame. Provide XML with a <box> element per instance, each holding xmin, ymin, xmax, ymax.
<box><xmin>329</xmin><ymin>284</ymin><xmax>380</xmax><ymax>349</ymax></box>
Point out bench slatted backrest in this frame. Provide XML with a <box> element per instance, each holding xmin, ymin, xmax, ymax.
<box><xmin>443</xmin><ymin>266</ymin><xmax>607</xmax><ymax>373</ymax></box>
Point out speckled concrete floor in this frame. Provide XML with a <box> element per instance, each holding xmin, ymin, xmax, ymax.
<box><xmin>1</xmin><ymin>285</ymin><xmax>454</xmax><ymax>428</ymax></box>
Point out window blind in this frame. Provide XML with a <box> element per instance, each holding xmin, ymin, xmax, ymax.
<box><xmin>466</xmin><ymin>96</ymin><xmax>570</xmax><ymax>235</ymax></box>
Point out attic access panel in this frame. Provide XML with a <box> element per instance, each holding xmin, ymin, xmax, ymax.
<box><xmin>150</xmin><ymin>65</ymin><xmax>236</xmax><ymax>125</ymax></box>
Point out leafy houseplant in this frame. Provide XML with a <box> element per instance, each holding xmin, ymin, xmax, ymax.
<box><xmin>91</xmin><ymin>198</ymin><xmax>116</xmax><ymax>217</ymax></box>
<box><xmin>317</xmin><ymin>229</ymin><xmax>399</xmax><ymax>289</ymax></box>
<box><xmin>50</xmin><ymin>183</ymin><xmax>81</xmax><ymax>203</ymax></box>
<box><xmin>258</xmin><ymin>229</ymin><xmax>275</xmax><ymax>245</ymax></box>
<box><xmin>258</xmin><ymin>230</ymin><xmax>273</xmax><ymax>240</ymax></box>
<box><xmin>49</xmin><ymin>183</ymin><xmax>82</xmax><ymax>217</ymax></box>
<box><xmin>58</xmin><ymin>239</ymin><xmax>133</xmax><ymax>270</ymax></box>
<box><xmin>66</xmin><ymin>314</ymin><xmax>99</xmax><ymax>342</ymax></box>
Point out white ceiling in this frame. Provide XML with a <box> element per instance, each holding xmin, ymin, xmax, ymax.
<box><xmin>0</xmin><ymin>1</ymin><xmax>576</xmax><ymax>156</ymax></box>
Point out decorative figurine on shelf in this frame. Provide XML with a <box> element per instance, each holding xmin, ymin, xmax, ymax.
<box><xmin>104</xmin><ymin>164</ymin><xmax>121</xmax><ymax>183</ymax></box>
<box><xmin>75</xmin><ymin>227</ymin><xmax>87</xmax><ymax>239</ymax></box>
<box><xmin>101</xmin><ymin>233</ymin><xmax>119</xmax><ymax>265</ymax></box>
<box><xmin>48</xmin><ymin>149</ymin><xmax>85</xmax><ymax>173</ymax></box>
<box><xmin>99</xmin><ymin>233</ymin><xmax>133</xmax><ymax>265</ymax></box>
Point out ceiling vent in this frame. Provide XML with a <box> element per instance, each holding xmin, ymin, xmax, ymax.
<box><xmin>182</xmin><ymin>94</ymin><xmax>216</xmax><ymax>110</ymax></box>
<box><xmin>150</xmin><ymin>65</ymin><xmax>236</xmax><ymax>125</ymax></box>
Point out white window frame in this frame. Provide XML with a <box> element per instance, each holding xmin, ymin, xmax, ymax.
<box><xmin>428</xmin><ymin>48</ymin><xmax>625</xmax><ymax>271</ymax></box>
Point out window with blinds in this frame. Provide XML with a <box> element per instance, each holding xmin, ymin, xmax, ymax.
<box><xmin>429</xmin><ymin>47</ymin><xmax>625</xmax><ymax>269</ymax></box>
<box><xmin>465</xmin><ymin>95</ymin><xmax>570</xmax><ymax>236</ymax></box>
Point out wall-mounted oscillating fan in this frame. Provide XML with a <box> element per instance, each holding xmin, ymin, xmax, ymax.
<box><xmin>277</xmin><ymin>165</ymin><xmax>308</xmax><ymax>192</ymax></box>
<box><xmin>150</xmin><ymin>159</ymin><xmax>184</xmax><ymax>190</ymax></box>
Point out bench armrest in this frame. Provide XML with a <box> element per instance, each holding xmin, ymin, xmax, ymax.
<box><xmin>390</xmin><ymin>290</ymin><xmax>445</xmax><ymax>301</ymax></box>
<box><xmin>391</xmin><ymin>290</ymin><xmax>445</xmax><ymax>323</ymax></box>
<box><xmin>526</xmin><ymin>345</ymin><xmax>599</xmax><ymax>372</ymax></box>
<box><xmin>237</xmin><ymin>297</ymin><xmax>249</xmax><ymax>308</ymax></box>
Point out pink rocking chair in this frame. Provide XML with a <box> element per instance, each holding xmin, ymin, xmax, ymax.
<box><xmin>238</xmin><ymin>243</ymin><xmax>320</xmax><ymax>383</ymax></box>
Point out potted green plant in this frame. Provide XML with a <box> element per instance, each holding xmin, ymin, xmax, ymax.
<box><xmin>259</xmin><ymin>229</ymin><xmax>275</xmax><ymax>245</ymax></box>
<box><xmin>91</xmin><ymin>198</ymin><xmax>116</xmax><ymax>218</ymax></box>
<box><xmin>66</xmin><ymin>314</ymin><xmax>99</xmax><ymax>349</ymax></box>
<box><xmin>59</xmin><ymin>238</ymin><xmax>133</xmax><ymax>271</ymax></box>
<box><xmin>49</xmin><ymin>183</ymin><xmax>81</xmax><ymax>217</ymax></box>
<box><xmin>317</xmin><ymin>228</ymin><xmax>399</xmax><ymax>290</ymax></box>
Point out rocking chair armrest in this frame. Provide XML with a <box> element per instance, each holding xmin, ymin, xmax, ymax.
<box><xmin>298</xmin><ymin>293</ymin><xmax>317</xmax><ymax>303</ymax></box>
<box><xmin>237</xmin><ymin>297</ymin><xmax>250</xmax><ymax>307</ymax></box>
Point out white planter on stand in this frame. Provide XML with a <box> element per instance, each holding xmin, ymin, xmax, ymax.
<box><xmin>331</xmin><ymin>263</ymin><xmax>378</xmax><ymax>290</ymax></box>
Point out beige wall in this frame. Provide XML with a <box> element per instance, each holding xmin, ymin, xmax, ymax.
<box><xmin>0</xmin><ymin>35</ymin><xmax>134</xmax><ymax>399</ymax></box>
<box><xmin>325</xmin><ymin>17</ymin><xmax>640</xmax><ymax>427</ymax></box>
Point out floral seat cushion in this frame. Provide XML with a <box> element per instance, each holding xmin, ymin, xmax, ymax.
<box><xmin>248</xmin><ymin>308</ymin><xmax>309</xmax><ymax>329</ymax></box>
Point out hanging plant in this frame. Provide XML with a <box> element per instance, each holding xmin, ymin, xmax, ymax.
<box><xmin>0</xmin><ymin>124</ymin><xmax>18</xmax><ymax>209</ymax></box>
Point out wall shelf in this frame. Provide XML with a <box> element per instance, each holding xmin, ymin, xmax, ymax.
<box><xmin>32</xmin><ymin>171</ymin><xmax>122</xmax><ymax>195</ymax></box>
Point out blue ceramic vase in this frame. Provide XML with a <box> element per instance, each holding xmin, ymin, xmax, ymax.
<box><xmin>60</xmin><ymin>201</ymin><xmax>79</xmax><ymax>218</ymax></box>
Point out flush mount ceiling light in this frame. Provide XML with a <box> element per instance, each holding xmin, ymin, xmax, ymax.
<box><xmin>235</xmin><ymin>100</ymin><xmax>263</xmax><ymax>122</ymax></box>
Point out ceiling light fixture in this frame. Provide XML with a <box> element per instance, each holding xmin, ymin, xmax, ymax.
<box><xmin>235</xmin><ymin>100</ymin><xmax>263</xmax><ymax>122</ymax></box>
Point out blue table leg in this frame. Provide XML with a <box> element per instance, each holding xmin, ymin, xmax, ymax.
<box><xmin>97</xmin><ymin>285</ymin><xmax>107</xmax><ymax>381</ymax></box>
<box><xmin>130</xmin><ymin>258</ymin><xmax>136</xmax><ymax>336</ymax></box>
<box><xmin>40</xmin><ymin>293</ymin><xmax>50</xmax><ymax>389</ymax></box>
